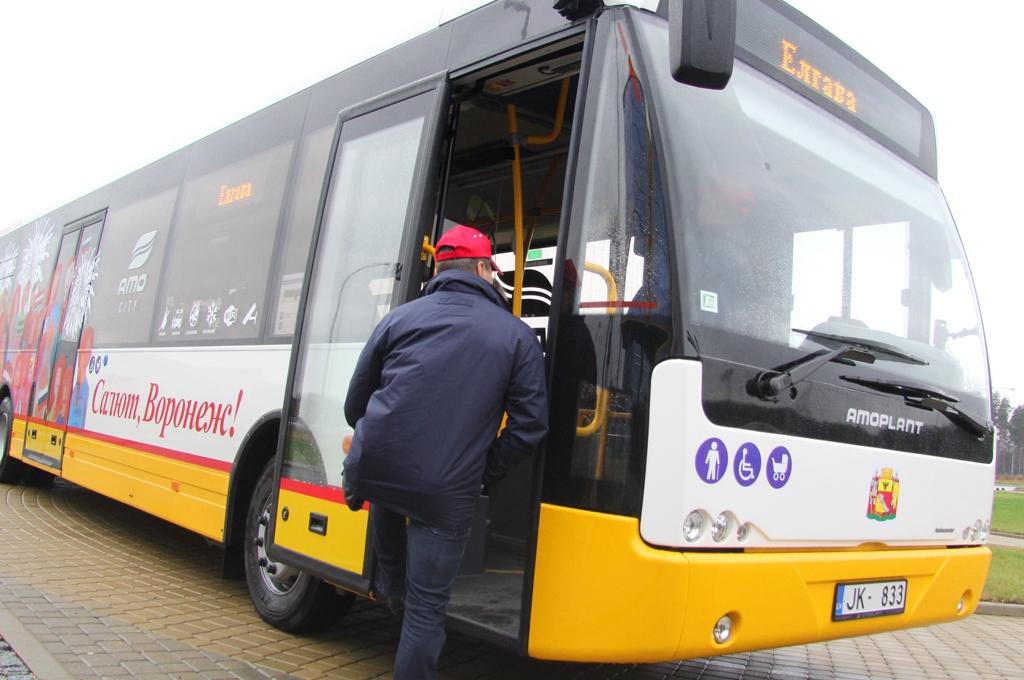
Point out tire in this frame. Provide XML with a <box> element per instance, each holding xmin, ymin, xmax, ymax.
<box><xmin>0</xmin><ymin>396</ymin><xmax>25</xmax><ymax>485</ymax></box>
<box><xmin>244</xmin><ymin>460</ymin><xmax>353</xmax><ymax>632</ymax></box>
<box><xmin>23</xmin><ymin>465</ymin><xmax>55</xmax><ymax>487</ymax></box>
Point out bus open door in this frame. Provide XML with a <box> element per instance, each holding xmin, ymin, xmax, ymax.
<box><xmin>265</xmin><ymin>30</ymin><xmax>587</xmax><ymax>646</ymax></box>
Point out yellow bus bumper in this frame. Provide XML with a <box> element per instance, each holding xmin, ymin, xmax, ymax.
<box><xmin>529</xmin><ymin>504</ymin><xmax>990</xmax><ymax>662</ymax></box>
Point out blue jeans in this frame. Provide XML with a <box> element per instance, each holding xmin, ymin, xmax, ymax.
<box><xmin>371</xmin><ymin>507</ymin><xmax>470</xmax><ymax>679</ymax></box>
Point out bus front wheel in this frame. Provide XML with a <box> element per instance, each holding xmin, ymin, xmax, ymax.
<box><xmin>244</xmin><ymin>461</ymin><xmax>353</xmax><ymax>632</ymax></box>
<box><xmin>0</xmin><ymin>396</ymin><xmax>25</xmax><ymax>485</ymax></box>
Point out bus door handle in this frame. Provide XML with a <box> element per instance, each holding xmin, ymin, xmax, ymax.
<box><xmin>308</xmin><ymin>513</ymin><xmax>328</xmax><ymax>536</ymax></box>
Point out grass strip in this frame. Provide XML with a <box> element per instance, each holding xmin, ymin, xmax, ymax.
<box><xmin>991</xmin><ymin>492</ymin><xmax>1024</xmax><ymax>535</ymax></box>
<box><xmin>983</xmin><ymin>546</ymin><xmax>1024</xmax><ymax>604</ymax></box>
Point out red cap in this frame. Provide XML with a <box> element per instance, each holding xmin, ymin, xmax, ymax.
<box><xmin>435</xmin><ymin>225</ymin><xmax>502</xmax><ymax>275</ymax></box>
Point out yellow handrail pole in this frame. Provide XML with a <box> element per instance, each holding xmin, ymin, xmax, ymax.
<box><xmin>526</xmin><ymin>78</ymin><xmax>571</xmax><ymax>145</ymax></box>
<box><xmin>576</xmin><ymin>386</ymin><xmax>608</xmax><ymax>437</ymax></box>
<box><xmin>593</xmin><ymin>405</ymin><xmax>606</xmax><ymax>481</ymax></box>
<box><xmin>420</xmin><ymin>235</ymin><xmax>436</xmax><ymax>263</ymax></box>
<box><xmin>583</xmin><ymin>261</ymin><xmax>620</xmax><ymax>315</ymax></box>
<box><xmin>506</xmin><ymin>103</ymin><xmax>526</xmax><ymax>318</ymax></box>
<box><xmin>595</xmin><ymin>388</ymin><xmax>611</xmax><ymax>481</ymax></box>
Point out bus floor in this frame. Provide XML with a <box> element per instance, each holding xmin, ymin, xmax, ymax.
<box><xmin>449</xmin><ymin>536</ymin><xmax>526</xmax><ymax>639</ymax></box>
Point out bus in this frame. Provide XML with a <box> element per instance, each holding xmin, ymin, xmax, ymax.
<box><xmin>0</xmin><ymin>0</ymin><xmax>994</xmax><ymax>663</ymax></box>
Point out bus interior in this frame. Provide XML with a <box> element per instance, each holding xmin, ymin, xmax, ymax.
<box><xmin>433</xmin><ymin>39</ymin><xmax>582</xmax><ymax>639</ymax></box>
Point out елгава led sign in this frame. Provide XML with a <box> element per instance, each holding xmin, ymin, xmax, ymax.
<box><xmin>780</xmin><ymin>39</ymin><xmax>857</xmax><ymax>113</ymax></box>
<box><xmin>218</xmin><ymin>182</ymin><xmax>254</xmax><ymax>207</ymax></box>
<box><xmin>735</xmin><ymin>0</ymin><xmax>928</xmax><ymax>167</ymax></box>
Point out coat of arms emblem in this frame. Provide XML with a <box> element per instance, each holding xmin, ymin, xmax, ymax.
<box><xmin>867</xmin><ymin>467</ymin><xmax>900</xmax><ymax>521</ymax></box>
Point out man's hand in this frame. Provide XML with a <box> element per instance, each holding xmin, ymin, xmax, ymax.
<box><xmin>342</xmin><ymin>472</ymin><xmax>364</xmax><ymax>511</ymax></box>
<box><xmin>345</xmin><ymin>492</ymin><xmax>365</xmax><ymax>512</ymax></box>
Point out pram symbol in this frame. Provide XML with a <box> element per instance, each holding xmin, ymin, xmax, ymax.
<box><xmin>767</xmin><ymin>446</ymin><xmax>792</xmax><ymax>489</ymax></box>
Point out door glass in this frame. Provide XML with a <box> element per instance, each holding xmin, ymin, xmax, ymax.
<box><xmin>25</xmin><ymin>217</ymin><xmax>104</xmax><ymax>469</ymax></box>
<box><xmin>275</xmin><ymin>91</ymin><xmax>433</xmax><ymax>578</ymax></box>
<box><xmin>31</xmin><ymin>230</ymin><xmax>81</xmax><ymax>420</ymax></box>
<box><xmin>54</xmin><ymin>221</ymin><xmax>103</xmax><ymax>428</ymax></box>
<box><xmin>544</xmin><ymin>19</ymin><xmax>672</xmax><ymax>517</ymax></box>
<box><xmin>284</xmin><ymin>96</ymin><xmax>427</xmax><ymax>488</ymax></box>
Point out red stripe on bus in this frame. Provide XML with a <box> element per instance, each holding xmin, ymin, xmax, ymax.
<box><xmin>63</xmin><ymin>426</ymin><xmax>233</xmax><ymax>473</ymax></box>
<box><xmin>280</xmin><ymin>477</ymin><xmax>344</xmax><ymax>502</ymax></box>
<box><xmin>578</xmin><ymin>300</ymin><xmax>658</xmax><ymax>309</ymax></box>
<box><xmin>279</xmin><ymin>477</ymin><xmax>367</xmax><ymax>510</ymax></box>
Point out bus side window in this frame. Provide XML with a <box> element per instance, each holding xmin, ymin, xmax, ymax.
<box><xmin>269</xmin><ymin>125</ymin><xmax>335</xmax><ymax>339</ymax></box>
<box><xmin>155</xmin><ymin>96</ymin><xmax>306</xmax><ymax>344</ymax></box>
<box><xmin>88</xmin><ymin>176</ymin><xmax>181</xmax><ymax>347</ymax></box>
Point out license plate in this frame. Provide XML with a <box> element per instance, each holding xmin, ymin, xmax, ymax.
<box><xmin>832</xmin><ymin>579</ymin><xmax>907</xmax><ymax>621</ymax></box>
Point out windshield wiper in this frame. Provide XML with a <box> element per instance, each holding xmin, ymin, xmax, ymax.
<box><xmin>753</xmin><ymin>329</ymin><xmax>928</xmax><ymax>400</ymax></box>
<box><xmin>841</xmin><ymin>375</ymin><xmax>993</xmax><ymax>438</ymax></box>
<box><xmin>754</xmin><ymin>345</ymin><xmax>874</xmax><ymax>399</ymax></box>
<box><xmin>839</xmin><ymin>375</ymin><xmax>957</xmax><ymax>402</ymax></box>
<box><xmin>792</xmin><ymin>328</ymin><xmax>928</xmax><ymax>366</ymax></box>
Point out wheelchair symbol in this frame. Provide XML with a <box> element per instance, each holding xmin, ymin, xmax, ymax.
<box><xmin>733</xmin><ymin>443</ymin><xmax>761</xmax><ymax>487</ymax></box>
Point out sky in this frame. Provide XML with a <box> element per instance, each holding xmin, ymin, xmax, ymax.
<box><xmin>1</xmin><ymin>1</ymin><xmax>1021</xmax><ymax>405</ymax></box>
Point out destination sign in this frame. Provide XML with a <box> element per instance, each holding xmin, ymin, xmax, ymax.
<box><xmin>780</xmin><ymin>38</ymin><xmax>857</xmax><ymax>114</ymax></box>
<box><xmin>735</xmin><ymin>0</ymin><xmax>928</xmax><ymax>166</ymax></box>
<box><xmin>218</xmin><ymin>182</ymin><xmax>254</xmax><ymax>207</ymax></box>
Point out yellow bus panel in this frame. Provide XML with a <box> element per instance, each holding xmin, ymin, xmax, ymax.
<box><xmin>10</xmin><ymin>417</ymin><xmax>27</xmax><ymax>461</ymax></box>
<box><xmin>275</xmin><ymin>487</ymin><xmax>369</xmax><ymax>575</ymax></box>
<box><xmin>529</xmin><ymin>504</ymin><xmax>990</xmax><ymax>662</ymax></box>
<box><xmin>60</xmin><ymin>431</ymin><xmax>229</xmax><ymax>541</ymax></box>
<box><xmin>24</xmin><ymin>421</ymin><xmax>65</xmax><ymax>462</ymax></box>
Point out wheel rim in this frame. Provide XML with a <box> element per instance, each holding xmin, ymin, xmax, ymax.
<box><xmin>255</xmin><ymin>502</ymin><xmax>300</xmax><ymax>595</ymax></box>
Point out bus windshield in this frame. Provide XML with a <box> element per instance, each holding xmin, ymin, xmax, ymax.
<box><xmin>634</xmin><ymin>13</ymin><xmax>989</xmax><ymax>406</ymax></box>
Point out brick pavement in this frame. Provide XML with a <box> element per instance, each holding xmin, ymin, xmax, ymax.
<box><xmin>2</xmin><ymin>478</ymin><xmax>1023</xmax><ymax>679</ymax></box>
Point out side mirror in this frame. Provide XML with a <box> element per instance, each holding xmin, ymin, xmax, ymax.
<box><xmin>668</xmin><ymin>0</ymin><xmax>737</xmax><ymax>90</ymax></box>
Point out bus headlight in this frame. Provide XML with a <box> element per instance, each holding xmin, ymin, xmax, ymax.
<box><xmin>683</xmin><ymin>510</ymin><xmax>705</xmax><ymax>542</ymax></box>
<box><xmin>970</xmin><ymin>520</ymin><xmax>982</xmax><ymax>541</ymax></box>
<box><xmin>979</xmin><ymin>520</ymin><xmax>990</xmax><ymax>541</ymax></box>
<box><xmin>711</xmin><ymin>513</ymin><xmax>731</xmax><ymax>542</ymax></box>
<box><xmin>736</xmin><ymin>522</ymin><xmax>751</xmax><ymax>542</ymax></box>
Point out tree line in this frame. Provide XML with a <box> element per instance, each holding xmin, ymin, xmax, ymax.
<box><xmin>994</xmin><ymin>391</ymin><xmax>1024</xmax><ymax>480</ymax></box>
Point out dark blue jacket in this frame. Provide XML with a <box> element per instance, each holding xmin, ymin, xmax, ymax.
<box><xmin>343</xmin><ymin>269</ymin><xmax>548</xmax><ymax>532</ymax></box>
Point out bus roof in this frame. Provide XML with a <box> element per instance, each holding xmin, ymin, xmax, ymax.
<box><xmin>439</xmin><ymin>0</ymin><xmax>659</xmax><ymax>25</ymax></box>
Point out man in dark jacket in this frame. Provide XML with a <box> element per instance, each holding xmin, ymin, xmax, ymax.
<box><xmin>343</xmin><ymin>224</ymin><xmax>548</xmax><ymax>679</ymax></box>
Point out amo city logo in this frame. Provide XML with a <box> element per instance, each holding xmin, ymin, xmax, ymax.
<box><xmin>117</xmin><ymin>230</ymin><xmax>157</xmax><ymax>313</ymax></box>
<box><xmin>867</xmin><ymin>467</ymin><xmax>900</xmax><ymax>521</ymax></box>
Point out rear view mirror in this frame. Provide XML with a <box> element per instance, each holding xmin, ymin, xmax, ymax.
<box><xmin>668</xmin><ymin>0</ymin><xmax>737</xmax><ymax>90</ymax></box>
